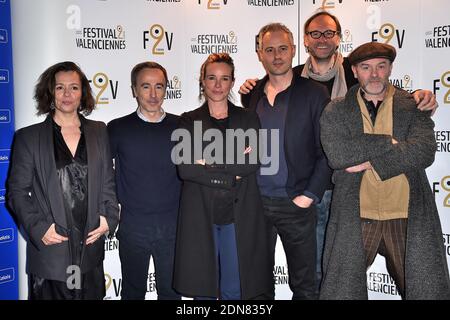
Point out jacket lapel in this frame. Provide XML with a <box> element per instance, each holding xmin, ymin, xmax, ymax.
<box><xmin>249</xmin><ymin>76</ymin><xmax>268</xmax><ymax>112</ymax></box>
<box><xmin>39</xmin><ymin>116</ymin><xmax>68</xmax><ymax>232</ymax></box>
<box><xmin>197</xmin><ymin>102</ymin><xmax>214</xmax><ymax>131</ymax></box>
<box><xmin>82</xmin><ymin>117</ymin><xmax>98</xmax><ymax>233</ymax></box>
<box><xmin>345</xmin><ymin>85</ymin><xmax>366</xmax><ymax>135</ymax></box>
<box><xmin>226</xmin><ymin>102</ymin><xmax>241</xmax><ymax>130</ymax></box>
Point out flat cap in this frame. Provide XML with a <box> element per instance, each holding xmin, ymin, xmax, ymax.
<box><xmin>348</xmin><ymin>42</ymin><xmax>396</xmax><ymax>65</ymax></box>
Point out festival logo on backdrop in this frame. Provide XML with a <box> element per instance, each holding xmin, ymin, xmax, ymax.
<box><xmin>274</xmin><ymin>264</ymin><xmax>288</xmax><ymax>287</ymax></box>
<box><xmin>424</xmin><ymin>25</ymin><xmax>450</xmax><ymax>49</ymax></box>
<box><xmin>339</xmin><ymin>29</ymin><xmax>354</xmax><ymax>54</ymax></box>
<box><xmin>147</xmin><ymin>272</ymin><xmax>157</xmax><ymax>295</ymax></box>
<box><xmin>390</xmin><ymin>75</ymin><xmax>413</xmax><ymax>93</ymax></box>
<box><xmin>75</xmin><ymin>25</ymin><xmax>126</xmax><ymax>50</ymax></box>
<box><xmin>191</xmin><ymin>31</ymin><xmax>237</xmax><ymax>54</ymax></box>
<box><xmin>443</xmin><ymin>234</ymin><xmax>450</xmax><ymax>257</ymax></box>
<box><xmin>104</xmin><ymin>273</ymin><xmax>121</xmax><ymax>299</ymax></box>
<box><xmin>372</xmin><ymin>23</ymin><xmax>406</xmax><ymax>49</ymax></box>
<box><xmin>442</xmin><ymin>176</ymin><xmax>450</xmax><ymax>207</ymax></box>
<box><xmin>197</xmin><ymin>0</ymin><xmax>228</xmax><ymax>10</ymax></box>
<box><xmin>435</xmin><ymin>131</ymin><xmax>450</xmax><ymax>153</ymax></box>
<box><xmin>104</xmin><ymin>234</ymin><xmax>119</xmax><ymax>253</ymax></box>
<box><xmin>166</xmin><ymin>75</ymin><xmax>182</xmax><ymax>100</ymax></box>
<box><xmin>367</xmin><ymin>272</ymin><xmax>400</xmax><ymax>296</ymax></box>
<box><xmin>146</xmin><ymin>0</ymin><xmax>181</xmax><ymax>3</ymax></box>
<box><xmin>143</xmin><ymin>24</ymin><xmax>174</xmax><ymax>55</ymax></box>
<box><xmin>104</xmin><ymin>272</ymin><xmax>156</xmax><ymax>299</ymax></box>
<box><xmin>248</xmin><ymin>0</ymin><xmax>295</xmax><ymax>6</ymax></box>
<box><xmin>88</xmin><ymin>72</ymin><xmax>119</xmax><ymax>106</ymax></box>
<box><xmin>432</xmin><ymin>175</ymin><xmax>450</xmax><ymax>207</ymax></box>
<box><xmin>312</xmin><ymin>0</ymin><xmax>343</xmax><ymax>10</ymax></box>
<box><xmin>432</xmin><ymin>71</ymin><xmax>450</xmax><ymax>105</ymax></box>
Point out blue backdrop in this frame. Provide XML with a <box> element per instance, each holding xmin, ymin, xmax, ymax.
<box><xmin>0</xmin><ymin>0</ymin><xmax>18</xmax><ymax>300</ymax></box>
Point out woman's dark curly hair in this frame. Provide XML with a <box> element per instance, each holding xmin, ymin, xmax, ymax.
<box><xmin>34</xmin><ymin>61</ymin><xmax>95</xmax><ymax>116</ymax></box>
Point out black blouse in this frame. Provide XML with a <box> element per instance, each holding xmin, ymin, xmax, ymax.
<box><xmin>52</xmin><ymin>119</ymin><xmax>88</xmax><ymax>242</ymax></box>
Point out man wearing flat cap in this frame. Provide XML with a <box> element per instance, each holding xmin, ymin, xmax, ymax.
<box><xmin>319</xmin><ymin>41</ymin><xmax>450</xmax><ymax>300</ymax></box>
<box><xmin>239</xmin><ymin>12</ymin><xmax>439</xmax><ymax>297</ymax></box>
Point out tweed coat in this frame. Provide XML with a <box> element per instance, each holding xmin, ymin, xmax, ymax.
<box><xmin>319</xmin><ymin>85</ymin><xmax>450</xmax><ymax>300</ymax></box>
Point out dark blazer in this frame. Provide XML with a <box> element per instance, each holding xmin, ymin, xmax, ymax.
<box><xmin>173</xmin><ymin>102</ymin><xmax>273</xmax><ymax>299</ymax></box>
<box><xmin>7</xmin><ymin>115</ymin><xmax>119</xmax><ymax>282</ymax></box>
<box><xmin>241</xmin><ymin>71</ymin><xmax>332</xmax><ymax>201</ymax></box>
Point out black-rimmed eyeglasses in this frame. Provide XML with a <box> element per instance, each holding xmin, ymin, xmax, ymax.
<box><xmin>306</xmin><ymin>30</ymin><xmax>338</xmax><ymax>39</ymax></box>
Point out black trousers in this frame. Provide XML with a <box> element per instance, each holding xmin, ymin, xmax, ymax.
<box><xmin>28</xmin><ymin>264</ymin><xmax>105</xmax><ymax>300</ymax></box>
<box><xmin>29</xmin><ymin>224</ymin><xmax>105</xmax><ymax>300</ymax></box>
<box><xmin>118</xmin><ymin>216</ymin><xmax>180</xmax><ymax>300</ymax></box>
<box><xmin>261</xmin><ymin>196</ymin><xmax>317</xmax><ymax>300</ymax></box>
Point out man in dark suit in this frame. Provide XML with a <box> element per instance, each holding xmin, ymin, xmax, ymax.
<box><xmin>241</xmin><ymin>23</ymin><xmax>331</xmax><ymax>300</ymax></box>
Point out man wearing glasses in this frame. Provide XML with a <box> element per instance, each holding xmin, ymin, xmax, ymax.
<box><xmin>240</xmin><ymin>11</ymin><xmax>438</xmax><ymax>296</ymax></box>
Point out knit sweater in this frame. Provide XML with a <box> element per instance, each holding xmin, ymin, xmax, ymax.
<box><xmin>107</xmin><ymin>112</ymin><xmax>181</xmax><ymax>224</ymax></box>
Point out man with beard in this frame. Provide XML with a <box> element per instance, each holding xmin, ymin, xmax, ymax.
<box><xmin>319</xmin><ymin>42</ymin><xmax>450</xmax><ymax>299</ymax></box>
<box><xmin>240</xmin><ymin>11</ymin><xmax>438</xmax><ymax>293</ymax></box>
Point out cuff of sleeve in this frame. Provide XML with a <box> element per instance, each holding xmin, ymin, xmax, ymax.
<box><xmin>303</xmin><ymin>190</ymin><xmax>320</xmax><ymax>205</ymax></box>
<box><xmin>101</xmin><ymin>215</ymin><xmax>116</xmax><ymax>239</ymax></box>
<box><xmin>31</xmin><ymin>222</ymin><xmax>52</xmax><ymax>250</ymax></box>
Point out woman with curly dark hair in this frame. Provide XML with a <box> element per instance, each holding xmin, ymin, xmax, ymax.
<box><xmin>7</xmin><ymin>61</ymin><xmax>119</xmax><ymax>299</ymax></box>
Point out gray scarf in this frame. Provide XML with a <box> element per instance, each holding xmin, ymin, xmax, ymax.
<box><xmin>301</xmin><ymin>53</ymin><xmax>347</xmax><ymax>99</ymax></box>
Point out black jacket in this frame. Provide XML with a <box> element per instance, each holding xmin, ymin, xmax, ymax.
<box><xmin>7</xmin><ymin>115</ymin><xmax>119</xmax><ymax>282</ymax></box>
<box><xmin>241</xmin><ymin>72</ymin><xmax>332</xmax><ymax>201</ymax></box>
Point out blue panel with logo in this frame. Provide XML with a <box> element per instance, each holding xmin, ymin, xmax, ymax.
<box><xmin>0</xmin><ymin>0</ymin><xmax>18</xmax><ymax>300</ymax></box>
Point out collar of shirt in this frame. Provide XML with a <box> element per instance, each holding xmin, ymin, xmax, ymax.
<box><xmin>360</xmin><ymin>90</ymin><xmax>383</xmax><ymax>125</ymax></box>
<box><xmin>360</xmin><ymin>90</ymin><xmax>383</xmax><ymax>109</ymax></box>
<box><xmin>136</xmin><ymin>106</ymin><xmax>166</xmax><ymax>123</ymax></box>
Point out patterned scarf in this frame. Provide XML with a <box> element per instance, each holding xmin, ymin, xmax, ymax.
<box><xmin>301</xmin><ymin>52</ymin><xmax>348</xmax><ymax>99</ymax></box>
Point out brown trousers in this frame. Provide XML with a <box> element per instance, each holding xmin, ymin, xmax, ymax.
<box><xmin>361</xmin><ymin>218</ymin><xmax>407</xmax><ymax>298</ymax></box>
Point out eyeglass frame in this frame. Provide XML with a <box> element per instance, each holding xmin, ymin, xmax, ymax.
<box><xmin>305</xmin><ymin>30</ymin><xmax>339</xmax><ymax>39</ymax></box>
